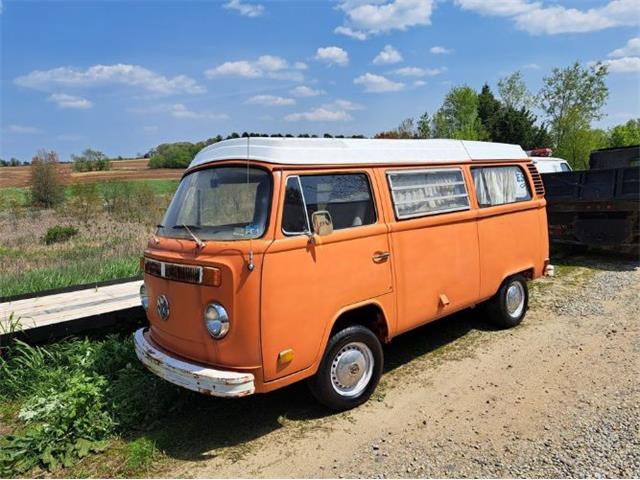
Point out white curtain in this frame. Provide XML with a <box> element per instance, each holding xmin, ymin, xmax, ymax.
<box><xmin>391</xmin><ymin>170</ymin><xmax>468</xmax><ymax>217</ymax></box>
<box><xmin>473</xmin><ymin>167</ymin><xmax>520</xmax><ymax>206</ymax></box>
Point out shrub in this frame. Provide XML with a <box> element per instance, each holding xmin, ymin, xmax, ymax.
<box><xmin>102</xmin><ymin>180</ymin><xmax>161</xmax><ymax>224</ymax></box>
<box><xmin>0</xmin><ymin>336</ymin><xmax>180</xmax><ymax>475</ymax></box>
<box><xmin>30</xmin><ymin>150</ymin><xmax>65</xmax><ymax>208</ymax></box>
<box><xmin>43</xmin><ymin>225</ymin><xmax>78</xmax><ymax>245</ymax></box>
<box><xmin>71</xmin><ymin>149</ymin><xmax>111</xmax><ymax>172</ymax></box>
<box><xmin>67</xmin><ymin>183</ymin><xmax>103</xmax><ymax>222</ymax></box>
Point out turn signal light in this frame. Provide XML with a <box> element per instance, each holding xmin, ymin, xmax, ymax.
<box><xmin>203</xmin><ymin>267</ymin><xmax>222</xmax><ymax>287</ymax></box>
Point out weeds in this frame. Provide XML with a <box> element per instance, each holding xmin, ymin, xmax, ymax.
<box><xmin>0</xmin><ymin>335</ymin><xmax>181</xmax><ymax>476</ymax></box>
<box><xmin>43</xmin><ymin>225</ymin><xmax>79</xmax><ymax>245</ymax></box>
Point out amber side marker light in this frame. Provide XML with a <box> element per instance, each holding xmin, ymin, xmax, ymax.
<box><xmin>203</xmin><ymin>267</ymin><xmax>222</xmax><ymax>287</ymax></box>
<box><xmin>278</xmin><ymin>349</ymin><xmax>294</xmax><ymax>365</ymax></box>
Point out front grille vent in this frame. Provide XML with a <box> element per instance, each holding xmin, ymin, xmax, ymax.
<box><xmin>144</xmin><ymin>258</ymin><xmax>203</xmax><ymax>284</ymax></box>
<box><xmin>527</xmin><ymin>163</ymin><xmax>545</xmax><ymax>196</ymax></box>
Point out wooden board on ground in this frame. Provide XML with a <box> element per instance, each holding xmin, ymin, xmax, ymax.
<box><xmin>0</xmin><ymin>280</ymin><xmax>145</xmax><ymax>342</ymax></box>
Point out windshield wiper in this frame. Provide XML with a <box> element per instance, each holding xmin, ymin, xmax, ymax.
<box><xmin>173</xmin><ymin>224</ymin><xmax>205</xmax><ymax>248</ymax></box>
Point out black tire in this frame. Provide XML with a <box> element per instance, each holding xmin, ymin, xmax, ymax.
<box><xmin>484</xmin><ymin>275</ymin><xmax>529</xmax><ymax>329</ymax></box>
<box><xmin>308</xmin><ymin>325</ymin><xmax>383</xmax><ymax>411</ymax></box>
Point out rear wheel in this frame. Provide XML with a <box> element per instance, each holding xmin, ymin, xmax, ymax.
<box><xmin>308</xmin><ymin>325</ymin><xmax>383</xmax><ymax>411</ymax></box>
<box><xmin>484</xmin><ymin>275</ymin><xmax>529</xmax><ymax>328</ymax></box>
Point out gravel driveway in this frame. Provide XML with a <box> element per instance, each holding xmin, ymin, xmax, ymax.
<box><xmin>168</xmin><ymin>256</ymin><xmax>640</xmax><ymax>479</ymax></box>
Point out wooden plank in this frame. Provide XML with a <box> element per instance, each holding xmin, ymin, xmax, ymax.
<box><xmin>0</xmin><ymin>280</ymin><xmax>143</xmax><ymax>334</ymax></box>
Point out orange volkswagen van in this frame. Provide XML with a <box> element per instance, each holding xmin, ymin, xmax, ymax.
<box><xmin>134</xmin><ymin>138</ymin><xmax>552</xmax><ymax>410</ymax></box>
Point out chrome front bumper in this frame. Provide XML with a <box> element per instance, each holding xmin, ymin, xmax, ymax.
<box><xmin>133</xmin><ymin>328</ymin><xmax>255</xmax><ymax>398</ymax></box>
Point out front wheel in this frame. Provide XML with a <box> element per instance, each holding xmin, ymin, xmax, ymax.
<box><xmin>484</xmin><ymin>275</ymin><xmax>529</xmax><ymax>329</ymax></box>
<box><xmin>308</xmin><ymin>325</ymin><xmax>383</xmax><ymax>411</ymax></box>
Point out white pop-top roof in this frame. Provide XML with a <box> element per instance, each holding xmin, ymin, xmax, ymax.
<box><xmin>189</xmin><ymin>137</ymin><xmax>528</xmax><ymax>169</ymax></box>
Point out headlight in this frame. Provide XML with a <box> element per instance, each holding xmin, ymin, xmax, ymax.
<box><xmin>140</xmin><ymin>284</ymin><xmax>149</xmax><ymax>311</ymax></box>
<box><xmin>204</xmin><ymin>303</ymin><xmax>229</xmax><ymax>339</ymax></box>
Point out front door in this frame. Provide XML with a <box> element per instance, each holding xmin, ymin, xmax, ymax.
<box><xmin>261</xmin><ymin>170</ymin><xmax>393</xmax><ymax>382</ymax></box>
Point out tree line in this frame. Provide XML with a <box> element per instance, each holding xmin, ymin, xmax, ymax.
<box><xmin>377</xmin><ymin>62</ymin><xmax>639</xmax><ymax>169</ymax></box>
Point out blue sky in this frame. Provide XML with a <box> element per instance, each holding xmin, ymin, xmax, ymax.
<box><xmin>1</xmin><ymin>0</ymin><xmax>639</xmax><ymax>161</ymax></box>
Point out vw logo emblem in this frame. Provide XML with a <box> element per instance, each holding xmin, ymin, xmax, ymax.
<box><xmin>156</xmin><ymin>294</ymin><xmax>170</xmax><ymax>321</ymax></box>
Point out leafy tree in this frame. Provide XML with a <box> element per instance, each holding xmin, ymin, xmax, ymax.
<box><xmin>498</xmin><ymin>71</ymin><xmax>533</xmax><ymax>110</ymax></box>
<box><xmin>432</xmin><ymin>86</ymin><xmax>485</xmax><ymax>140</ymax></box>
<box><xmin>416</xmin><ymin>112</ymin><xmax>431</xmax><ymax>138</ymax></box>
<box><xmin>553</xmin><ymin>108</ymin><xmax>609</xmax><ymax>169</ymax></box>
<box><xmin>71</xmin><ymin>149</ymin><xmax>111</xmax><ymax>172</ymax></box>
<box><xmin>608</xmin><ymin>119</ymin><xmax>640</xmax><ymax>147</ymax></box>
<box><xmin>374</xmin><ymin>117</ymin><xmax>416</xmax><ymax>139</ymax></box>
<box><xmin>477</xmin><ymin>84</ymin><xmax>501</xmax><ymax>137</ymax></box>
<box><xmin>538</xmin><ymin>62</ymin><xmax>609</xmax><ymax>150</ymax></box>
<box><xmin>30</xmin><ymin>150</ymin><xmax>65</xmax><ymax>208</ymax></box>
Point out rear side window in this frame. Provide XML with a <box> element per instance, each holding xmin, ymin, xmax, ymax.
<box><xmin>387</xmin><ymin>168</ymin><xmax>470</xmax><ymax>219</ymax></box>
<box><xmin>472</xmin><ymin>166</ymin><xmax>532</xmax><ymax>207</ymax></box>
<box><xmin>281</xmin><ymin>173</ymin><xmax>376</xmax><ymax>234</ymax></box>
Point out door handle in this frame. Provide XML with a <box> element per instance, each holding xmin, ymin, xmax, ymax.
<box><xmin>372</xmin><ymin>251</ymin><xmax>391</xmax><ymax>263</ymax></box>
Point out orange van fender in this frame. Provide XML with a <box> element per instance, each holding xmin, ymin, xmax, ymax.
<box><xmin>492</xmin><ymin>264</ymin><xmax>536</xmax><ymax>295</ymax></box>
<box><xmin>308</xmin><ymin>299</ymin><xmax>392</xmax><ymax>375</ymax></box>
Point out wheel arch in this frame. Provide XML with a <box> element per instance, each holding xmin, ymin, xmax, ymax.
<box><xmin>329</xmin><ymin>302</ymin><xmax>391</xmax><ymax>344</ymax></box>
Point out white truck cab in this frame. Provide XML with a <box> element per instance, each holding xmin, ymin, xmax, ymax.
<box><xmin>531</xmin><ymin>157</ymin><xmax>572</xmax><ymax>173</ymax></box>
<box><xmin>526</xmin><ymin>148</ymin><xmax>572</xmax><ymax>173</ymax></box>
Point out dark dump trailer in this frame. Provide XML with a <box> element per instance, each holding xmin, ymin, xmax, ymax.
<box><xmin>542</xmin><ymin>145</ymin><xmax>640</xmax><ymax>253</ymax></box>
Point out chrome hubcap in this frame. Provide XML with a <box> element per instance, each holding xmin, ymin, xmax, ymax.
<box><xmin>330</xmin><ymin>342</ymin><xmax>374</xmax><ymax>397</ymax></box>
<box><xmin>506</xmin><ymin>282</ymin><xmax>525</xmax><ymax>318</ymax></box>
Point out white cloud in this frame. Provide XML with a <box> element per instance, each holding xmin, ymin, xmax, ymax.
<box><xmin>222</xmin><ymin>0</ymin><xmax>264</xmax><ymax>17</ymax></box>
<box><xmin>285</xmin><ymin>108</ymin><xmax>352</xmax><ymax>122</ymax></box>
<box><xmin>391</xmin><ymin>66</ymin><xmax>446</xmax><ymax>77</ymax></box>
<box><xmin>315</xmin><ymin>46</ymin><xmax>350</xmax><ymax>66</ymax></box>
<box><xmin>256</xmin><ymin>55</ymin><xmax>288</xmax><ymax>72</ymax></box>
<box><xmin>430</xmin><ymin>46</ymin><xmax>452</xmax><ymax>55</ymax></box>
<box><xmin>169</xmin><ymin>104</ymin><xmax>229</xmax><ymax>120</ymax></box>
<box><xmin>334</xmin><ymin>26</ymin><xmax>368</xmax><ymax>40</ymax></box>
<box><xmin>205</xmin><ymin>55</ymin><xmax>305</xmax><ymax>81</ymax></box>
<box><xmin>48</xmin><ymin>93</ymin><xmax>93</xmax><ymax>109</ymax></box>
<box><xmin>336</xmin><ymin>0</ymin><xmax>435</xmax><ymax>36</ymax></box>
<box><xmin>290</xmin><ymin>85</ymin><xmax>326</xmax><ymax>97</ymax></box>
<box><xmin>205</xmin><ymin>61</ymin><xmax>262</xmax><ymax>78</ymax></box>
<box><xmin>455</xmin><ymin>0</ymin><xmax>535</xmax><ymax>17</ymax></box>
<box><xmin>522</xmin><ymin>63</ymin><xmax>541</xmax><ymax>70</ymax></box>
<box><xmin>413</xmin><ymin>80</ymin><xmax>427</xmax><ymax>87</ymax></box>
<box><xmin>373</xmin><ymin>45</ymin><xmax>403</xmax><ymax>65</ymax></box>
<box><xmin>455</xmin><ymin>0</ymin><xmax>640</xmax><ymax>35</ymax></box>
<box><xmin>7</xmin><ymin>124</ymin><xmax>42</xmax><ymax>134</ymax></box>
<box><xmin>15</xmin><ymin>64</ymin><xmax>205</xmax><ymax>95</ymax></box>
<box><xmin>609</xmin><ymin>37</ymin><xmax>640</xmax><ymax>58</ymax></box>
<box><xmin>354</xmin><ymin>73</ymin><xmax>404</xmax><ymax>92</ymax></box>
<box><xmin>602</xmin><ymin>56</ymin><xmax>640</xmax><ymax>73</ymax></box>
<box><xmin>246</xmin><ymin>94</ymin><xmax>295</xmax><ymax>106</ymax></box>
<box><xmin>326</xmin><ymin>99</ymin><xmax>363</xmax><ymax>111</ymax></box>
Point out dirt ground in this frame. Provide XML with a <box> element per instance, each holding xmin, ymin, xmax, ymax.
<box><xmin>0</xmin><ymin>159</ymin><xmax>182</xmax><ymax>188</ymax></box>
<box><xmin>157</xmin><ymin>256</ymin><xmax>639</xmax><ymax>478</ymax></box>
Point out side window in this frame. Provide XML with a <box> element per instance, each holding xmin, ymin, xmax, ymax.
<box><xmin>300</xmin><ymin>174</ymin><xmax>376</xmax><ymax>230</ymax></box>
<box><xmin>387</xmin><ymin>168</ymin><xmax>470</xmax><ymax>219</ymax></box>
<box><xmin>282</xmin><ymin>176</ymin><xmax>310</xmax><ymax>235</ymax></box>
<box><xmin>281</xmin><ymin>173</ymin><xmax>376</xmax><ymax>235</ymax></box>
<box><xmin>472</xmin><ymin>165</ymin><xmax>532</xmax><ymax>207</ymax></box>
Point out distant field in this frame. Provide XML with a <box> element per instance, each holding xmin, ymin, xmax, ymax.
<box><xmin>0</xmin><ymin>158</ymin><xmax>183</xmax><ymax>188</ymax></box>
<box><xmin>0</xmin><ymin>177</ymin><xmax>179</xmax><ymax>297</ymax></box>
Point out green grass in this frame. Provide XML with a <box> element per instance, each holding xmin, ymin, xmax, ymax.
<box><xmin>0</xmin><ymin>179</ymin><xmax>178</xmax><ymax>211</ymax></box>
<box><xmin>0</xmin><ymin>256</ymin><xmax>141</xmax><ymax>298</ymax></box>
<box><xmin>0</xmin><ymin>335</ymin><xmax>182</xmax><ymax>477</ymax></box>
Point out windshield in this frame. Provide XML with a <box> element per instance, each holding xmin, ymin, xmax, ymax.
<box><xmin>158</xmin><ymin>166</ymin><xmax>271</xmax><ymax>241</ymax></box>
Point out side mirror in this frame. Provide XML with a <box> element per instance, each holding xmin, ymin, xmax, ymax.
<box><xmin>311</xmin><ymin>210</ymin><xmax>333</xmax><ymax>236</ymax></box>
